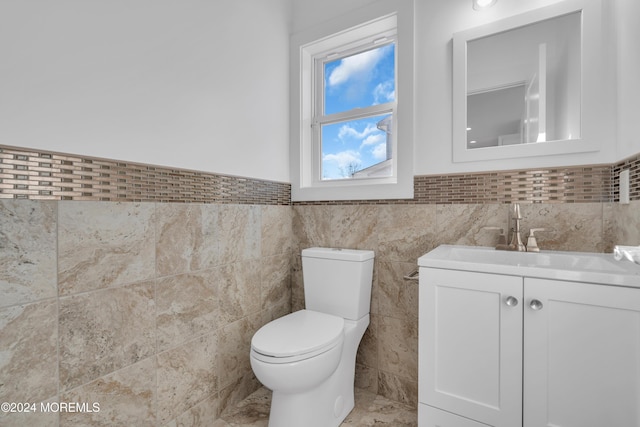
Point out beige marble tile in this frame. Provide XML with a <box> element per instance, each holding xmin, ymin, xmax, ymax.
<box><xmin>157</xmin><ymin>332</ymin><xmax>218</xmax><ymax>424</ymax></box>
<box><xmin>0</xmin><ymin>300</ymin><xmax>57</xmax><ymax>403</ymax></box>
<box><xmin>377</xmin><ymin>370</ymin><xmax>418</xmax><ymax>409</ymax></box>
<box><xmin>518</xmin><ymin>202</ymin><xmax>605</xmax><ymax>252</ymax></box>
<box><xmin>218</xmin><ymin>387</ymin><xmax>417</xmax><ymax>427</ymax></box>
<box><xmin>218</xmin><ymin>373</ymin><xmax>262</xmax><ymax>420</ymax></box>
<box><xmin>60</xmin><ymin>357</ymin><xmax>156</xmax><ymax>426</ymax></box>
<box><xmin>345</xmin><ymin>386</ymin><xmax>417</xmax><ymax>425</ymax></box>
<box><xmin>218</xmin><ymin>313</ymin><xmax>262</xmax><ymax>391</ymax></box>
<box><xmin>0</xmin><ymin>200</ymin><xmax>57</xmax><ymax>308</ymax></box>
<box><xmin>219</xmin><ymin>386</ymin><xmax>270</xmax><ymax>427</ymax></box>
<box><xmin>259</xmin><ymin>299</ymin><xmax>291</xmax><ymax>326</ymax></box>
<box><xmin>436</xmin><ymin>204</ymin><xmax>507</xmax><ymax>248</ymax></box>
<box><xmin>218</xmin><ymin>205</ymin><xmax>261</xmax><ymax>264</ymax></box>
<box><xmin>168</xmin><ymin>392</ymin><xmax>220</xmax><ymax>427</ymax></box>
<box><xmin>376</xmin><ymin>261</ymin><xmax>418</xmax><ymax>320</ymax></box>
<box><xmin>356</xmin><ymin>312</ymin><xmax>378</xmax><ymax>369</ymax></box>
<box><xmin>260</xmin><ymin>253</ymin><xmax>291</xmax><ymax>311</ymax></box>
<box><xmin>261</xmin><ymin>205</ymin><xmax>293</xmax><ymax>257</ymax></box>
<box><xmin>156</xmin><ymin>203</ymin><xmax>220</xmax><ymax>277</ymax></box>
<box><xmin>292</xmin><ymin>205</ymin><xmax>332</xmax><ymax>251</ymax></box>
<box><xmin>329</xmin><ymin>205</ymin><xmax>379</xmax><ymax>251</ymax></box>
<box><xmin>58</xmin><ymin>201</ymin><xmax>155</xmax><ymax>295</ymax></box>
<box><xmin>355</xmin><ymin>363</ymin><xmax>379</xmax><ymax>394</ymax></box>
<box><xmin>605</xmin><ymin>200</ymin><xmax>640</xmax><ymax>250</ymax></box>
<box><xmin>377</xmin><ymin>315</ymin><xmax>418</xmax><ymax>382</ymax></box>
<box><xmin>0</xmin><ymin>396</ymin><xmax>58</xmax><ymax>427</ymax></box>
<box><xmin>377</xmin><ymin>205</ymin><xmax>438</xmax><ymax>262</ymax></box>
<box><xmin>59</xmin><ymin>280</ymin><xmax>156</xmax><ymax>390</ymax></box>
<box><xmin>157</xmin><ymin>269</ymin><xmax>219</xmax><ymax>351</ymax></box>
<box><xmin>217</xmin><ymin>260</ymin><xmax>261</xmax><ymax>326</ymax></box>
<box><xmin>290</xmin><ymin>254</ymin><xmax>305</xmax><ymax>312</ymax></box>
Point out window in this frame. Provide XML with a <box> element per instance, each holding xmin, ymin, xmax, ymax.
<box><xmin>316</xmin><ymin>40</ymin><xmax>396</xmax><ymax>180</ymax></box>
<box><xmin>291</xmin><ymin>0</ymin><xmax>414</xmax><ymax>201</ymax></box>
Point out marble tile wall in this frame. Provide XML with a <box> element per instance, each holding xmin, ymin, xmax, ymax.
<box><xmin>0</xmin><ymin>199</ymin><xmax>293</xmax><ymax>427</ymax></box>
<box><xmin>292</xmin><ymin>200</ymin><xmax>640</xmax><ymax>408</ymax></box>
<box><xmin>2</xmin><ymin>188</ymin><xmax>640</xmax><ymax>425</ymax></box>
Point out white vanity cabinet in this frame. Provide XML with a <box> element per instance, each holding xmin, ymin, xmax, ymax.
<box><xmin>418</xmin><ymin>245</ymin><xmax>640</xmax><ymax>427</ymax></box>
<box><xmin>420</xmin><ymin>269</ymin><xmax>523</xmax><ymax>427</ymax></box>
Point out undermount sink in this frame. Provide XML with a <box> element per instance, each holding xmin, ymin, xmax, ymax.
<box><xmin>418</xmin><ymin>245</ymin><xmax>640</xmax><ymax>288</ymax></box>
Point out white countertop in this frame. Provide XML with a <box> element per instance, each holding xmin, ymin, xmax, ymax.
<box><xmin>418</xmin><ymin>245</ymin><xmax>640</xmax><ymax>288</ymax></box>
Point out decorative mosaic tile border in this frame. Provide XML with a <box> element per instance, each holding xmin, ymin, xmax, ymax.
<box><xmin>295</xmin><ymin>165</ymin><xmax>616</xmax><ymax>205</ymax></box>
<box><xmin>413</xmin><ymin>165</ymin><xmax>613</xmax><ymax>204</ymax></box>
<box><xmin>612</xmin><ymin>153</ymin><xmax>640</xmax><ymax>202</ymax></box>
<box><xmin>1</xmin><ymin>144</ymin><xmax>639</xmax><ymax>205</ymax></box>
<box><xmin>0</xmin><ymin>145</ymin><xmax>291</xmax><ymax>205</ymax></box>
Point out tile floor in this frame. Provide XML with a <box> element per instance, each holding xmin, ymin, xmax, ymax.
<box><xmin>216</xmin><ymin>387</ymin><xmax>417</xmax><ymax>426</ymax></box>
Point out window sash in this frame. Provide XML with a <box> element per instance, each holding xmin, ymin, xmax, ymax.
<box><xmin>311</xmin><ymin>38</ymin><xmax>397</xmax><ymax>183</ymax></box>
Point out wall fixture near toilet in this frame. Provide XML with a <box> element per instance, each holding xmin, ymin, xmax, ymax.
<box><xmin>452</xmin><ymin>0</ymin><xmax>609</xmax><ymax>163</ymax></box>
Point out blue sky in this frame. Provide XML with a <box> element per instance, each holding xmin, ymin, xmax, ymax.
<box><xmin>321</xmin><ymin>43</ymin><xmax>395</xmax><ymax>180</ymax></box>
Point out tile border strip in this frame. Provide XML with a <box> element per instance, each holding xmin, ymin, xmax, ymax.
<box><xmin>0</xmin><ymin>145</ymin><xmax>291</xmax><ymax>205</ymax></box>
<box><xmin>1</xmin><ymin>144</ymin><xmax>638</xmax><ymax>205</ymax></box>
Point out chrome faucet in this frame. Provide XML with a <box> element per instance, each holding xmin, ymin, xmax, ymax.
<box><xmin>508</xmin><ymin>203</ymin><xmax>526</xmax><ymax>251</ymax></box>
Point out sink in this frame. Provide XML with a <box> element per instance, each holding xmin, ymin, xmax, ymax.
<box><xmin>418</xmin><ymin>245</ymin><xmax>640</xmax><ymax>287</ymax></box>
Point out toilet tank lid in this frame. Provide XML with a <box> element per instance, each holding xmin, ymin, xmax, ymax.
<box><xmin>302</xmin><ymin>247</ymin><xmax>374</xmax><ymax>262</ymax></box>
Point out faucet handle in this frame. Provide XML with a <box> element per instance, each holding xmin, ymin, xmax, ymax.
<box><xmin>526</xmin><ymin>228</ymin><xmax>546</xmax><ymax>252</ymax></box>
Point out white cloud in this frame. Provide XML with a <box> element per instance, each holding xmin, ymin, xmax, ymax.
<box><xmin>373</xmin><ymin>80</ymin><xmax>395</xmax><ymax>104</ymax></box>
<box><xmin>371</xmin><ymin>142</ymin><xmax>388</xmax><ymax>160</ymax></box>
<box><xmin>323</xmin><ymin>150</ymin><xmax>361</xmax><ymax>167</ymax></box>
<box><xmin>323</xmin><ymin>150</ymin><xmax>363</xmax><ymax>178</ymax></box>
<box><xmin>328</xmin><ymin>47</ymin><xmax>386</xmax><ymax>87</ymax></box>
<box><xmin>338</xmin><ymin>123</ymin><xmax>378</xmax><ymax>141</ymax></box>
<box><xmin>360</xmin><ymin>133</ymin><xmax>385</xmax><ymax>148</ymax></box>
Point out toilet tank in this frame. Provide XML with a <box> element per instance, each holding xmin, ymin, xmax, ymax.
<box><xmin>302</xmin><ymin>247</ymin><xmax>375</xmax><ymax>321</ymax></box>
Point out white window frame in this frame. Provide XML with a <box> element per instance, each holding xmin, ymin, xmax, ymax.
<box><xmin>312</xmin><ymin>33</ymin><xmax>397</xmax><ymax>184</ymax></box>
<box><xmin>290</xmin><ymin>0</ymin><xmax>414</xmax><ymax>201</ymax></box>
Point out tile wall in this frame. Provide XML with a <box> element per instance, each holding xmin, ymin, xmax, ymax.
<box><xmin>291</xmin><ymin>199</ymin><xmax>640</xmax><ymax>407</ymax></box>
<box><xmin>2</xmin><ymin>144</ymin><xmax>640</xmax><ymax>424</ymax></box>
<box><xmin>0</xmin><ymin>200</ymin><xmax>293</xmax><ymax>426</ymax></box>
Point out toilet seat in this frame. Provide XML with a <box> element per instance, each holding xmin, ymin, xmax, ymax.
<box><xmin>251</xmin><ymin>310</ymin><xmax>344</xmax><ymax>364</ymax></box>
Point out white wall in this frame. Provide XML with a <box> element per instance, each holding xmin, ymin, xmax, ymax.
<box><xmin>0</xmin><ymin>0</ymin><xmax>292</xmax><ymax>183</ymax></box>
<box><xmin>415</xmin><ymin>0</ymin><xmax>617</xmax><ymax>175</ymax></box>
<box><xmin>293</xmin><ymin>0</ymin><xmax>629</xmax><ymax>176</ymax></box>
<box><xmin>614</xmin><ymin>0</ymin><xmax>640</xmax><ymax>160</ymax></box>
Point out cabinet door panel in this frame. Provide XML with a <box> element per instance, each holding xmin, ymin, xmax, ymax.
<box><xmin>524</xmin><ymin>278</ymin><xmax>640</xmax><ymax>427</ymax></box>
<box><xmin>420</xmin><ymin>403</ymin><xmax>492</xmax><ymax>427</ymax></box>
<box><xmin>420</xmin><ymin>268</ymin><xmax>522</xmax><ymax>427</ymax></box>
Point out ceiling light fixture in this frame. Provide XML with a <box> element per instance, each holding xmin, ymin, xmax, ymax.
<box><xmin>473</xmin><ymin>0</ymin><xmax>497</xmax><ymax>10</ymax></box>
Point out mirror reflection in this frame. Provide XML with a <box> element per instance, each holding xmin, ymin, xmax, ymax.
<box><xmin>466</xmin><ymin>11</ymin><xmax>581</xmax><ymax>150</ymax></box>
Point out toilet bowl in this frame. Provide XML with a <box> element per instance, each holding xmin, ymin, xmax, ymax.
<box><xmin>250</xmin><ymin>310</ymin><xmax>369</xmax><ymax>427</ymax></box>
<box><xmin>249</xmin><ymin>247</ymin><xmax>375</xmax><ymax>427</ymax></box>
<box><xmin>250</xmin><ymin>309</ymin><xmax>345</xmax><ymax>394</ymax></box>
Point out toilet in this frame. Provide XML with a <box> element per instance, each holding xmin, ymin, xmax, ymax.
<box><xmin>250</xmin><ymin>247</ymin><xmax>375</xmax><ymax>427</ymax></box>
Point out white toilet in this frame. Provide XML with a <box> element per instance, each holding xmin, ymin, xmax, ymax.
<box><xmin>250</xmin><ymin>247</ymin><xmax>375</xmax><ymax>427</ymax></box>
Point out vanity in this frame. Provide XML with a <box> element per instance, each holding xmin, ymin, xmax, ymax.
<box><xmin>417</xmin><ymin>245</ymin><xmax>640</xmax><ymax>427</ymax></box>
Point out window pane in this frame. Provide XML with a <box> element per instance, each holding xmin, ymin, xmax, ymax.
<box><xmin>324</xmin><ymin>43</ymin><xmax>395</xmax><ymax>115</ymax></box>
<box><xmin>321</xmin><ymin>114</ymin><xmax>393</xmax><ymax>180</ymax></box>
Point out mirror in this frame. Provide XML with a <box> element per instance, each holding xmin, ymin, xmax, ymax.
<box><xmin>453</xmin><ymin>0</ymin><xmax>604</xmax><ymax>163</ymax></box>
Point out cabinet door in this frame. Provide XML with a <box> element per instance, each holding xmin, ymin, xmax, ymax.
<box><xmin>524</xmin><ymin>278</ymin><xmax>640</xmax><ymax>427</ymax></box>
<box><xmin>420</xmin><ymin>403</ymin><xmax>492</xmax><ymax>427</ymax></box>
<box><xmin>420</xmin><ymin>268</ymin><xmax>523</xmax><ymax>427</ymax></box>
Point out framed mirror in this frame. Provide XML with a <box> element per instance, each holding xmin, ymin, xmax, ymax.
<box><xmin>453</xmin><ymin>0</ymin><xmax>605</xmax><ymax>163</ymax></box>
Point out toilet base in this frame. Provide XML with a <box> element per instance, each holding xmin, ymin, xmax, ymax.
<box><xmin>266</xmin><ymin>315</ymin><xmax>369</xmax><ymax>427</ymax></box>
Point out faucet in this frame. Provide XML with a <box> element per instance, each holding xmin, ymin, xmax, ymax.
<box><xmin>486</xmin><ymin>204</ymin><xmax>547</xmax><ymax>251</ymax></box>
<box><xmin>508</xmin><ymin>203</ymin><xmax>526</xmax><ymax>251</ymax></box>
